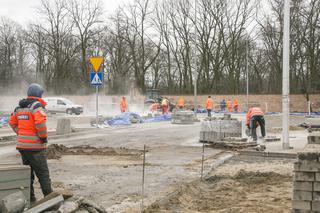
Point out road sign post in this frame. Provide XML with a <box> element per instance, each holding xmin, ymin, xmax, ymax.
<box><xmin>89</xmin><ymin>56</ymin><xmax>104</xmax><ymax>128</ymax></box>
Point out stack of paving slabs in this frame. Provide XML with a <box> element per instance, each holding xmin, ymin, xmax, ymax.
<box><xmin>292</xmin><ymin>132</ymin><xmax>320</xmax><ymax>212</ymax></box>
<box><xmin>200</xmin><ymin>115</ymin><xmax>242</xmax><ymax>144</ymax></box>
<box><xmin>171</xmin><ymin>110</ymin><xmax>195</xmax><ymax>124</ymax></box>
<box><xmin>0</xmin><ymin>164</ymin><xmax>30</xmax><ymax>207</ymax></box>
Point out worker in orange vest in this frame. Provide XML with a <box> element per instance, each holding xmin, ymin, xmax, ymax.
<box><xmin>234</xmin><ymin>99</ymin><xmax>239</xmax><ymax>112</ymax></box>
<box><xmin>246</xmin><ymin>107</ymin><xmax>265</xmax><ymax>142</ymax></box>
<box><xmin>120</xmin><ymin>96</ymin><xmax>128</xmax><ymax>113</ymax></box>
<box><xmin>205</xmin><ymin>96</ymin><xmax>214</xmax><ymax>117</ymax></box>
<box><xmin>9</xmin><ymin>83</ymin><xmax>53</xmax><ymax>203</ymax></box>
<box><xmin>161</xmin><ymin>97</ymin><xmax>169</xmax><ymax>114</ymax></box>
<box><xmin>226</xmin><ymin>99</ymin><xmax>232</xmax><ymax>112</ymax></box>
<box><xmin>177</xmin><ymin>97</ymin><xmax>185</xmax><ymax>109</ymax></box>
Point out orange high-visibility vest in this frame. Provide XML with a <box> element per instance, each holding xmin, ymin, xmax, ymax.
<box><xmin>246</xmin><ymin>107</ymin><xmax>264</xmax><ymax>125</ymax></box>
<box><xmin>120</xmin><ymin>99</ymin><xmax>128</xmax><ymax>111</ymax></box>
<box><xmin>177</xmin><ymin>97</ymin><xmax>185</xmax><ymax>107</ymax></box>
<box><xmin>206</xmin><ymin>98</ymin><xmax>214</xmax><ymax>110</ymax></box>
<box><xmin>9</xmin><ymin>97</ymin><xmax>48</xmax><ymax>150</ymax></box>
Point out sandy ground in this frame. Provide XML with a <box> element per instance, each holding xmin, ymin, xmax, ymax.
<box><xmin>0</xmin><ymin>113</ymin><xmax>317</xmax><ymax>212</ymax></box>
<box><xmin>146</xmin><ymin>155</ymin><xmax>294</xmax><ymax>213</ymax></box>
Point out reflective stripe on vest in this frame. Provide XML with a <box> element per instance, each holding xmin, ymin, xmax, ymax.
<box><xmin>16</xmin><ymin>142</ymin><xmax>46</xmax><ymax>149</ymax></box>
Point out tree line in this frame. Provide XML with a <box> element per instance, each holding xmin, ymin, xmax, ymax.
<box><xmin>0</xmin><ymin>0</ymin><xmax>319</xmax><ymax>96</ymax></box>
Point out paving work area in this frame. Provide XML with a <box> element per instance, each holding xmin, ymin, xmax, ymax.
<box><xmin>0</xmin><ymin>113</ymin><xmax>319</xmax><ymax>212</ymax></box>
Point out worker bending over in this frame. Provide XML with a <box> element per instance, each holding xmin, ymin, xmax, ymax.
<box><xmin>177</xmin><ymin>97</ymin><xmax>185</xmax><ymax>109</ymax></box>
<box><xmin>161</xmin><ymin>97</ymin><xmax>169</xmax><ymax>114</ymax></box>
<box><xmin>9</xmin><ymin>83</ymin><xmax>53</xmax><ymax>204</ymax></box>
<box><xmin>120</xmin><ymin>96</ymin><xmax>128</xmax><ymax>113</ymax></box>
<box><xmin>206</xmin><ymin>96</ymin><xmax>214</xmax><ymax>117</ymax></box>
<box><xmin>246</xmin><ymin>106</ymin><xmax>266</xmax><ymax>142</ymax></box>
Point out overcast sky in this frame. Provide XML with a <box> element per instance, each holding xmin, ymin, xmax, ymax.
<box><xmin>0</xmin><ymin>0</ymin><xmax>126</xmax><ymax>25</ymax></box>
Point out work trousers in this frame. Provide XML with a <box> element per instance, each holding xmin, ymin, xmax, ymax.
<box><xmin>207</xmin><ymin>109</ymin><xmax>212</xmax><ymax>117</ymax></box>
<box><xmin>19</xmin><ymin>149</ymin><xmax>53</xmax><ymax>201</ymax></box>
<box><xmin>250</xmin><ymin>115</ymin><xmax>266</xmax><ymax>141</ymax></box>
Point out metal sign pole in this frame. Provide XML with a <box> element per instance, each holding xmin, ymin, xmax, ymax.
<box><xmin>141</xmin><ymin>145</ymin><xmax>146</xmax><ymax>212</ymax></box>
<box><xmin>96</xmin><ymin>86</ymin><xmax>99</xmax><ymax>128</ymax></box>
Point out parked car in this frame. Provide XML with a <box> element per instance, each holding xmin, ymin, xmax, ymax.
<box><xmin>43</xmin><ymin>97</ymin><xmax>83</xmax><ymax>115</ymax></box>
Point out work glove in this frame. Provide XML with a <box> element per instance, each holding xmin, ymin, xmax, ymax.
<box><xmin>40</xmin><ymin>137</ymin><xmax>48</xmax><ymax>144</ymax></box>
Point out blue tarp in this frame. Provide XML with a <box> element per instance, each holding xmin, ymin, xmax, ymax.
<box><xmin>105</xmin><ymin>113</ymin><xmax>172</xmax><ymax>126</ymax></box>
<box><xmin>144</xmin><ymin>114</ymin><xmax>172</xmax><ymax>123</ymax></box>
<box><xmin>105</xmin><ymin>112</ymin><xmax>144</xmax><ymax>126</ymax></box>
<box><xmin>0</xmin><ymin>117</ymin><xmax>9</xmax><ymax>127</ymax></box>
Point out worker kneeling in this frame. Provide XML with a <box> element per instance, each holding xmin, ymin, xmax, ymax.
<box><xmin>9</xmin><ymin>83</ymin><xmax>53</xmax><ymax>204</ymax></box>
<box><xmin>246</xmin><ymin>107</ymin><xmax>266</xmax><ymax>142</ymax></box>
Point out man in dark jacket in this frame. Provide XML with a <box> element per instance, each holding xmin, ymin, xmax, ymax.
<box><xmin>9</xmin><ymin>83</ymin><xmax>53</xmax><ymax>203</ymax></box>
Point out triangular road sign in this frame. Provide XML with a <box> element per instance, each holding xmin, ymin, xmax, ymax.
<box><xmin>89</xmin><ymin>57</ymin><xmax>104</xmax><ymax>72</ymax></box>
<box><xmin>91</xmin><ymin>73</ymin><xmax>102</xmax><ymax>84</ymax></box>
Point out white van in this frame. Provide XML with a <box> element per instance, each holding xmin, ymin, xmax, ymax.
<box><xmin>43</xmin><ymin>97</ymin><xmax>83</xmax><ymax>115</ymax></box>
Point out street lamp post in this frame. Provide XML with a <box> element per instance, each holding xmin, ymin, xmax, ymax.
<box><xmin>282</xmin><ymin>0</ymin><xmax>290</xmax><ymax>150</ymax></box>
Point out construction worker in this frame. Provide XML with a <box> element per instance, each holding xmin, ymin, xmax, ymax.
<box><xmin>9</xmin><ymin>83</ymin><xmax>53</xmax><ymax>203</ymax></box>
<box><xmin>227</xmin><ymin>99</ymin><xmax>232</xmax><ymax>112</ymax></box>
<box><xmin>205</xmin><ymin>96</ymin><xmax>214</xmax><ymax>117</ymax></box>
<box><xmin>234</xmin><ymin>99</ymin><xmax>239</xmax><ymax>112</ymax></box>
<box><xmin>246</xmin><ymin>106</ymin><xmax>266</xmax><ymax>142</ymax></box>
<box><xmin>161</xmin><ymin>97</ymin><xmax>169</xmax><ymax>114</ymax></box>
<box><xmin>220</xmin><ymin>99</ymin><xmax>226</xmax><ymax>112</ymax></box>
<box><xmin>177</xmin><ymin>97</ymin><xmax>185</xmax><ymax>109</ymax></box>
<box><xmin>120</xmin><ymin>96</ymin><xmax>128</xmax><ymax>113</ymax></box>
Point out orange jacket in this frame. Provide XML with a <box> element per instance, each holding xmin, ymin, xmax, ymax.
<box><xmin>206</xmin><ymin>98</ymin><xmax>214</xmax><ymax>110</ymax></box>
<box><xmin>227</xmin><ymin>100</ymin><xmax>232</xmax><ymax>108</ymax></box>
<box><xmin>177</xmin><ymin>97</ymin><xmax>185</xmax><ymax>107</ymax></box>
<box><xmin>234</xmin><ymin>99</ymin><xmax>239</xmax><ymax>107</ymax></box>
<box><xmin>120</xmin><ymin>98</ymin><xmax>128</xmax><ymax>111</ymax></box>
<box><xmin>246</xmin><ymin>107</ymin><xmax>264</xmax><ymax>125</ymax></box>
<box><xmin>9</xmin><ymin>97</ymin><xmax>48</xmax><ymax>150</ymax></box>
<box><xmin>149</xmin><ymin>103</ymin><xmax>159</xmax><ymax>112</ymax></box>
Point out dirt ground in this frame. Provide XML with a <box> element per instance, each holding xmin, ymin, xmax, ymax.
<box><xmin>0</xmin><ymin>113</ymin><xmax>316</xmax><ymax>212</ymax></box>
<box><xmin>146</xmin><ymin>155</ymin><xmax>294</xmax><ymax>213</ymax></box>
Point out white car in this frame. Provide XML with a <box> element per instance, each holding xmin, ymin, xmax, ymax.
<box><xmin>43</xmin><ymin>97</ymin><xmax>83</xmax><ymax>115</ymax></box>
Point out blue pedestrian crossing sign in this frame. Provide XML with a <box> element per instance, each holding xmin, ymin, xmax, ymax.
<box><xmin>90</xmin><ymin>72</ymin><xmax>103</xmax><ymax>86</ymax></box>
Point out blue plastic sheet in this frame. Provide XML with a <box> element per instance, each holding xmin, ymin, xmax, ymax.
<box><xmin>105</xmin><ymin>112</ymin><xmax>144</xmax><ymax>126</ymax></box>
<box><xmin>0</xmin><ymin>117</ymin><xmax>9</xmax><ymax>127</ymax></box>
<box><xmin>144</xmin><ymin>114</ymin><xmax>172</xmax><ymax>123</ymax></box>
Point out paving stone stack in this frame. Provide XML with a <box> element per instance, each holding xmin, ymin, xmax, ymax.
<box><xmin>171</xmin><ymin>110</ymin><xmax>195</xmax><ymax>124</ymax></box>
<box><xmin>199</xmin><ymin>115</ymin><xmax>242</xmax><ymax>143</ymax></box>
<box><xmin>292</xmin><ymin>132</ymin><xmax>320</xmax><ymax>212</ymax></box>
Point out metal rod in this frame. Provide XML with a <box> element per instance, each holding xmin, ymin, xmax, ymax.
<box><xmin>308</xmin><ymin>101</ymin><xmax>311</xmax><ymax>116</ymax></box>
<box><xmin>193</xmin><ymin>0</ymin><xmax>198</xmax><ymax>117</ymax></box>
<box><xmin>246</xmin><ymin>40</ymin><xmax>249</xmax><ymax>110</ymax></box>
<box><xmin>282</xmin><ymin>0</ymin><xmax>290</xmax><ymax>150</ymax></box>
<box><xmin>201</xmin><ymin>141</ymin><xmax>205</xmax><ymax>181</ymax></box>
<box><xmin>141</xmin><ymin>145</ymin><xmax>146</xmax><ymax>212</ymax></box>
<box><xmin>96</xmin><ymin>86</ymin><xmax>99</xmax><ymax>128</ymax></box>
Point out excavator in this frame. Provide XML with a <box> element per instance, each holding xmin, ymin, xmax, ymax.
<box><xmin>144</xmin><ymin>89</ymin><xmax>175</xmax><ymax>112</ymax></box>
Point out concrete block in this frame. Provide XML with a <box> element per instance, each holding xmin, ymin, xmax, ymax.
<box><xmin>293</xmin><ymin>190</ymin><xmax>313</xmax><ymax>201</ymax></box>
<box><xmin>293</xmin><ymin>181</ymin><xmax>313</xmax><ymax>191</ymax></box>
<box><xmin>295</xmin><ymin>172</ymin><xmax>315</xmax><ymax>182</ymax></box>
<box><xmin>316</xmin><ymin>173</ymin><xmax>320</xmax><ymax>181</ymax></box>
<box><xmin>0</xmin><ymin>191</ymin><xmax>27</xmax><ymax>213</ymax></box>
<box><xmin>314</xmin><ymin>182</ymin><xmax>320</xmax><ymax>191</ymax></box>
<box><xmin>308</xmin><ymin>132</ymin><xmax>320</xmax><ymax>144</ymax></box>
<box><xmin>294</xmin><ymin>161</ymin><xmax>320</xmax><ymax>172</ymax></box>
<box><xmin>298</xmin><ymin>152</ymin><xmax>319</xmax><ymax>162</ymax></box>
<box><xmin>56</xmin><ymin>118</ymin><xmax>71</xmax><ymax>135</ymax></box>
<box><xmin>312</xmin><ymin>201</ymin><xmax>320</xmax><ymax>211</ymax></box>
<box><xmin>292</xmin><ymin>200</ymin><xmax>311</xmax><ymax>210</ymax></box>
<box><xmin>292</xmin><ymin>210</ymin><xmax>312</xmax><ymax>213</ymax></box>
<box><xmin>313</xmin><ymin>192</ymin><xmax>320</xmax><ymax>201</ymax></box>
